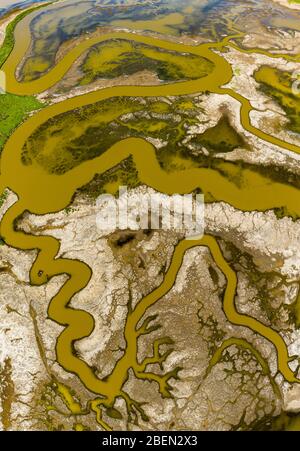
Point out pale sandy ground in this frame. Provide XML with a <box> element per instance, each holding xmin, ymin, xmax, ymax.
<box><xmin>0</xmin><ymin>0</ymin><xmax>20</xmax><ymax>6</ymax></box>
<box><xmin>273</xmin><ymin>0</ymin><xmax>300</xmax><ymax>10</ymax></box>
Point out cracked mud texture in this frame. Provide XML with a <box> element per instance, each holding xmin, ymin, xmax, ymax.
<box><xmin>0</xmin><ymin>185</ymin><xmax>299</xmax><ymax>430</ymax></box>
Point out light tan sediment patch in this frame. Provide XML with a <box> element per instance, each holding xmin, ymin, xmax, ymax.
<box><xmin>272</xmin><ymin>0</ymin><xmax>300</xmax><ymax>10</ymax></box>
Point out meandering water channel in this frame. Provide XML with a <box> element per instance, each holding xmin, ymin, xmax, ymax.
<box><xmin>0</xmin><ymin>4</ymin><xmax>299</xmax><ymax>428</ymax></box>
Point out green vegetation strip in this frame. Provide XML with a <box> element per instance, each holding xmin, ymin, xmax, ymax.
<box><xmin>0</xmin><ymin>93</ymin><xmax>43</xmax><ymax>152</ymax></box>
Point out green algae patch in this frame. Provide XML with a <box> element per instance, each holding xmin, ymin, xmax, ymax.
<box><xmin>20</xmin><ymin>95</ymin><xmax>300</xmax><ymax>202</ymax></box>
<box><xmin>254</xmin><ymin>66</ymin><xmax>300</xmax><ymax>135</ymax></box>
<box><xmin>273</xmin><ymin>206</ymin><xmax>299</xmax><ymax>222</ymax></box>
<box><xmin>0</xmin><ymin>93</ymin><xmax>43</xmax><ymax>152</ymax></box>
<box><xmin>81</xmin><ymin>39</ymin><xmax>214</xmax><ymax>85</ymax></box>
<box><xmin>268</xmin><ymin>412</ymin><xmax>300</xmax><ymax>431</ymax></box>
<box><xmin>250</xmin><ymin>411</ymin><xmax>300</xmax><ymax>431</ymax></box>
<box><xmin>21</xmin><ymin>97</ymin><xmax>147</xmax><ymax>174</ymax></box>
<box><xmin>21</xmin><ymin>96</ymin><xmax>190</xmax><ymax>174</ymax></box>
<box><xmin>190</xmin><ymin>115</ymin><xmax>249</xmax><ymax>154</ymax></box>
<box><xmin>78</xmin><ymin>157</ymin><xmax>140</xmax><ymax>198</ymax></box>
